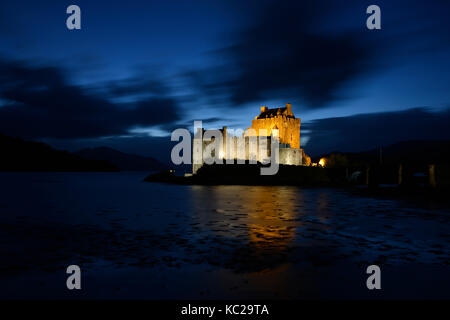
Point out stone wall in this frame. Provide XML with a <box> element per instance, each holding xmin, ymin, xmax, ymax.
<box><xmin>247</xmin><ymin>116</ymin><xmax>301</xmax><ymax>149</ymax></box>
<box><xmin>193</xmin><ymin>132</ymin><xmax>303</xmax><ymax>173</ymax></box>
<box><xmin>279</xmin><ymin>147</ymin><xmax>302</xmax><ymax>166</ymax></box>
<box><xmin>246</xmin><ymin>103</ymin><xmax>301</xmax><ymax>149</ymax></box>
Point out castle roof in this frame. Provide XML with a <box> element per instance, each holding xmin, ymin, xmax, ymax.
<box><xmin>257</xmin><ymin>106</ymin><xmax>295</xmax><ymax>119</ymax></box>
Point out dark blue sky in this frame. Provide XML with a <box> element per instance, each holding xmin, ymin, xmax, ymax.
<box><xmin>1</xmin><ymin>0</ymin><xmax>449</xmax><ymax>159</ymax></box>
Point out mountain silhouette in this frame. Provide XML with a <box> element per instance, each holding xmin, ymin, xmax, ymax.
<box><xmin>76</xmin><ymin>147</ymin><xmax>168</xmax><ymax>171</ymax></box>
<box><xmin>316</xmin><ymin>140</ymin><xmax>450</xmax><ymax>166</ymax></box>
<box><xmin>0</xmin><ymin>134</ymin><xmax>118</xmax><ymax>172</ymax></box>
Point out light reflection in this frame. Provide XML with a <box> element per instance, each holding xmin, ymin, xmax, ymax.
<box><xmin>189</xmin><ymin>185</ymin><xmax>301</xmax><ymax>248</ymax></box>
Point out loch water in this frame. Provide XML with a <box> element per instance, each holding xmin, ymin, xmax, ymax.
<box><xmin>0</xmin><ymin>172</ymin><xmax>449</xmax><ymax>299</ymax></box>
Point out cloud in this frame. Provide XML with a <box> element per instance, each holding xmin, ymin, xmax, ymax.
<box><xmin>185</xmin><ymin>0</ymin><xmax>450</xmax><ymax>111</ymax></box>
<box><xmin>105</xmin><ymin>73</ymin><xmax>171</xmax><ymax>98</ymax></box>
<box><xmin>0</xmin><ymin>58</ymin><xmax>181</xmax><ymax>139</ymax></box>
<box><xmin>303</xmin><ymin>107</ymin><xmax>450</xmax><ymax>156</ymax></box>
<box><xmin>186</xmin><ymin>0</ymin><xmax>377</xmax><ymax>109</ymax></box>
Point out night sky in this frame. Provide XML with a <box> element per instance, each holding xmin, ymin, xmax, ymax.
<box><xmin>1</xmin><ymin>0</ymin><xmax>449</xmax><ymax>161</ymax></box>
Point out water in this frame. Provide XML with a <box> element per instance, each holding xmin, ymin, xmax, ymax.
<box><xmin>0</xmin><ymin>172</ymin><xmax>449</xmax><ymax>299</ymax></box>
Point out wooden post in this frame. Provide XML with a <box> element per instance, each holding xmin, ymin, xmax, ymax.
<box><xmin>429</xmin><ymin>164</ymin><xmax>437</xmax><ymax>188</ymax></box>
<box><xmin>398</xmin><ymin>164</ymin><xmax>403</xmax><ymax>186</ymax></box>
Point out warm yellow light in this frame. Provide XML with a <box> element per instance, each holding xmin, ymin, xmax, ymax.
<box><xmin>219</xmin><ymin>151</ymin><xmax>224</xmax><ymax>159</ymax></box>
<box><xmin>319</xmin><ymin>158</ymin><xmax>326</xmax><ymax>167</ymax></box>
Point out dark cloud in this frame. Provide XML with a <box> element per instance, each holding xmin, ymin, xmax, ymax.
<box><xmin>106</xmin><ymin>76</ymin><xmax>170</xmax><ymax>98</ymax></box>
<box><xmin>187</xmin><ymin>0</ymin><xmax>377</xmax><ymax>109</ymax></box>
<box><xmin>303</xmin><ymin>107</ymin><xmax>450</xmax><ymax>156</ymax></box>
<box><xmin>0</xmin><ymin>58</ymin><xmax>180</xmax><ymax>139</ymax></box>
<box><xmin>186</xmin><ymin>0</ymin><xmax>450</xmax><ymax>110</ymax></box>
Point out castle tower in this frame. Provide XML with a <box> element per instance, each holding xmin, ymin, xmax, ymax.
<box><xmin>246</xmin><ymin>103</ymin><xmax>301</xmax><ymax>149</ymax></box>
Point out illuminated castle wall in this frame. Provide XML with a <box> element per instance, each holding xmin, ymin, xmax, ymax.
<box><xmin>192</xmin><ymin>103</ymin><xmax>303</xmax><ymax>174</ymax></box>
<box><xmin>246</xmin><ymin>103</ymin><xmax>301</xmax><ymax>149</ymax></box>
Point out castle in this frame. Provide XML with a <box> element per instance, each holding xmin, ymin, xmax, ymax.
<box><xmin>193</xmin><ymin>103</ymin><xmax>303</xmax><ymax>174</ymax></box>
<box><xmin>246</xmin><ymin>103</ymin><xmax>301</xmax><ymax>149</ymax></box>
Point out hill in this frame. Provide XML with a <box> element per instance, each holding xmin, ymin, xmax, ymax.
<box><xmin>316</xmin><ymin>140</ymin><xmax>450</xmax><ymax>167</ymax></box>
<box><xmin>0</xmin><ymin>134</ymin><xmax>118</xmax><ymax>172</ymax></box>
<box><xmin>76</xmin><ymin>147</ymin><xmax>168</xmax><ymax>171</ymax></box>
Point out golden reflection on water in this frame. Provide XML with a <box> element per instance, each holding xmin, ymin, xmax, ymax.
<box><xmin>188</xmin><ymin>185</ymin><xmax>306</xmax><ymax>248</ymax></box>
